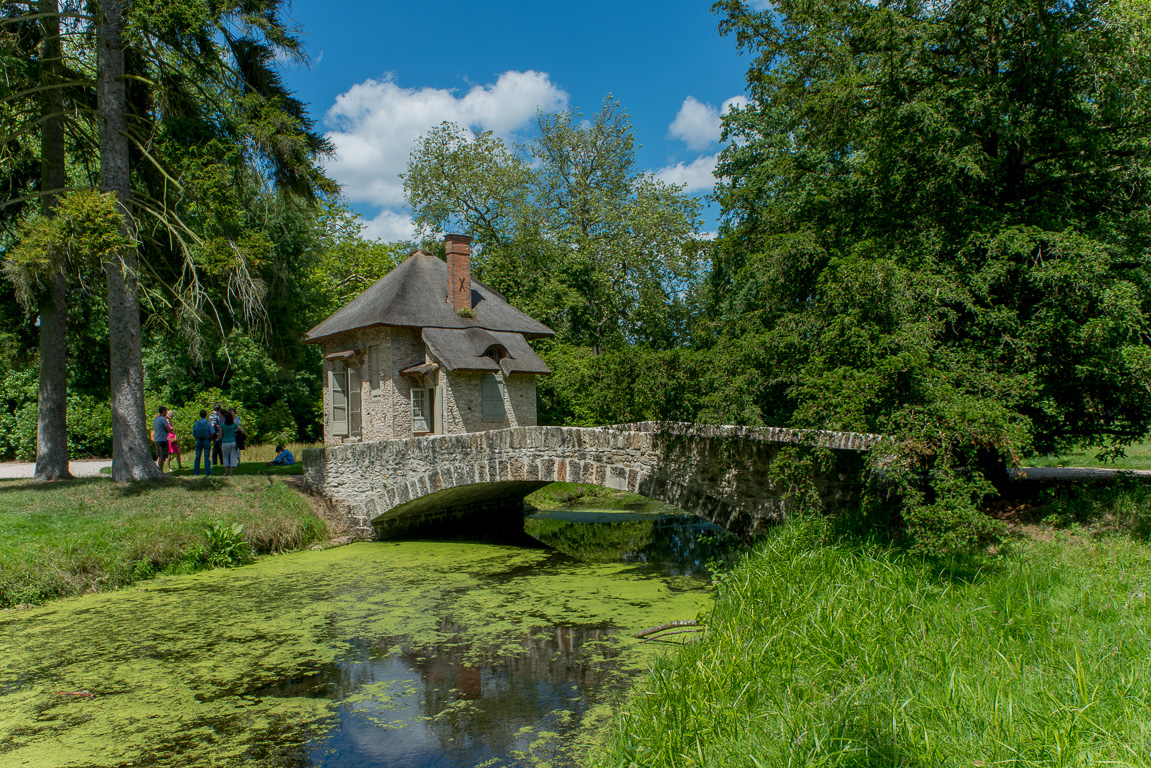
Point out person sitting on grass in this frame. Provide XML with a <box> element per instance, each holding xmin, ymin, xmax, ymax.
<box><xmin>268</xmin><ymin>444</ymin><xmax>295</xmax><ymax>466</ymax></box>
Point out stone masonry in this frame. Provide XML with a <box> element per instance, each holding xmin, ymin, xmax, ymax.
<box><xmin>302</xmin><ymin>422</ymin><xmax>881</xmax><ymax>540</ymax></box>
<box><xmin>320</xmin><ymin>326</ymin><xmax>537</xmax><ymax>444</ymax></box>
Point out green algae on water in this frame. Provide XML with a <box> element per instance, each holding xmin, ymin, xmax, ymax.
<box><xmin>0</xmin><ymin>540</ymin><xmax>708</xmax><ymax>767</ymax></box>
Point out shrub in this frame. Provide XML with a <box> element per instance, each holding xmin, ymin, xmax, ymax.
<box><xmin>202</xmin><ymin>522</ymin><xmax>253</xmax><ymax>568</ymax></box>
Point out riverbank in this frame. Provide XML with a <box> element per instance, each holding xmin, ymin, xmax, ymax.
<box><xmin>0</xmin><ymin>476</ymin><xmax>334</xmax><ymax>609</ymax></box>
<box><xmin>597</xmin><ymin>515</ymin><xmax>1151</xmax><ymax>766</ymax></box>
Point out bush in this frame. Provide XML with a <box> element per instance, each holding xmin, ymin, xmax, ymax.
<box><xmin>168</xmin><ymin>387</ymin><xmax>254</xmax><ymax>443</ymax></box>
<box><xmin>256</xmin><ymin>399</ymin><xmax>298</xmax><ymax>445</ymax></box>
<box><xmin>66</xmin><ymin>393</ymin><xmax>114</xmax><ymax>458</ymax></box>
<box><xmin>202</xmin><ymin>522</ymin><xmax>253</xmax><ymax>568</ymax></box>
<box><xmin>0</xmin><ymin>367</ymin><xmax>37</xmax><ymax>460</ymax></box>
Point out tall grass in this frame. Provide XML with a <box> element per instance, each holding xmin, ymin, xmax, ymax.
<box><xmin>0</xmin><ymin>476</ymin><xmax>330</xmax><ymax>608</ymax></box>
<box><xmin>1036</xmin><ymin>479</ymin><xmax>1151</xmax><ymax>539</ymax></box>
<box><xmin>1027</xmin><ymin>439</ymin><xmax>1151</xmax><ymax>470</ymax></box>
<box><xmin>598</xmin><ymin>518</ymin><xmax>1151</xmax><ymax>767</ymax></box>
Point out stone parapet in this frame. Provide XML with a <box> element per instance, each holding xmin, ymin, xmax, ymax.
<box><xmin>302</xmin><ymin>424</ymin><xmax>876</xmax><ymax>540</ymax></box>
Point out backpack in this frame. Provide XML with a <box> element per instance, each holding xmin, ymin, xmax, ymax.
<box><xmin>192</xmin><ymin>419</ymin><xmax>212</xmax><ymax>440</ymax></box>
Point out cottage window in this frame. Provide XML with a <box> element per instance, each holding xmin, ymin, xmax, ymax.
<box><xmin>330</xmin><ymin>365</ymin><xmax>348</xmax><ymax>435</ymax></box>
<box><xmin>330</xmin><ymin>363</ymin><xmax>362</xmax><ymax>437</ymax></box>
<box><xmin>412</xmin><ymin>387</ymin><xmax>432</xmax><ymax>433</ymax></box>
<box><xmin>482</xmin><ymin>373</ymin><xmax>505</xmax><ymax>421</ymax></box>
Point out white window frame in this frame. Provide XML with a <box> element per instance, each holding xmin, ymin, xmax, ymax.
<box><xmin>412</xmin><ymin>387</ymin><xmax>432</xmax><ymax>434</ymax></box>
<box><xmin>482</xmin><ymin>373</ymin><xmax>505</xmax><ymax>421</ymax></box>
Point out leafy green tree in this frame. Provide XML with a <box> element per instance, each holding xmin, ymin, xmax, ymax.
<box><xmin>0</xmin><ymin>0</ymin><xmax>336</xmax><ymax>479</ymax></box>
<box><xmin>405</xmin><ymin>99</ymin><xmax>704</xmax><ymax>352</ymax></box>
<box><xmin>709</xmin><ymin>0</ymin><xmax>1151</xmax><ymax>549</ymax></box>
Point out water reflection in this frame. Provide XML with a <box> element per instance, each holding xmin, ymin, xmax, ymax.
<box><xmin>257</xmin><ymin>624</ymin><xmax>623</xmax><ymax>768</ymax></box>
<box><xmin>525</xmin><ymin>504</ymin><xmax>740</xmax><ymax>580</ymax></box>
<box><xmin>290</xmin><ymin>503</ymin><xmax>730</xmax><ymax>767</ymax></box>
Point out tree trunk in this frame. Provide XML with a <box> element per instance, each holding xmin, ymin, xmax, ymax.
<box><xmin>97</xmin><ymin>0</ymin><xmax>161</xmax><ymax>481</ymax></box>
<box><xmin>34</xmin><ymin>0</ymin><xmax>71</xmax><ymax>481</ymax></box>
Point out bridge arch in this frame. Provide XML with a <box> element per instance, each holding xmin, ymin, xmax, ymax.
<box><xmin>301</xmin><ymin>424</ymin><xmax>877</xmax><ymax>540</ymax></box>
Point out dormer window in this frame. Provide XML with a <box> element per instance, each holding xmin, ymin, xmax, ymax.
<box><xmin>483</xmin><ymin>345</ymin><xmax>509</xmax><ymax>363</ymax></box>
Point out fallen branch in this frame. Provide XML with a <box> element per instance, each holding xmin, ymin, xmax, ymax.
<box><xmin>640</xmin><ymin>627</ymin><xmax>705</xmax><ymax>643</ymax></box>
<box><xmin>634</xmin><ymin>619</ymin><xmax>699</xmax><ymax>638</ymax></box>
<box><xmin>56</xmin><ymin>690</ymin><xmax>95</xmax><ymax>698</ymax></box>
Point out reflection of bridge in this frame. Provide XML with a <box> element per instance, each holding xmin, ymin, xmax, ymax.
<box><xmin>302</xmin><ymin>423</ymin><xmax>880</xmax><ymax>540</ymax></box>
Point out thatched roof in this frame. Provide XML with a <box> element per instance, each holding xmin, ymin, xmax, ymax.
<box><xmin>304</xmin><ymin>251</ymin><xmax>554</xmax><ymax>343</ymax></box>
<box><xmin>423</xmin><ymin>328</ymin><xmax>551</xmax><ymax>375</ymax></box>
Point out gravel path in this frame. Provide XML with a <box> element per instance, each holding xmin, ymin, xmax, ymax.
<box><xmin>0</xmin><ymin>459</ymin><xmax>112</xmax><ymax>480</ymax></box>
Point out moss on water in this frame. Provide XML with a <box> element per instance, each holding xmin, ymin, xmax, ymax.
<box><xmin>0</xmin><ymin>540</ymin><xmax>708</xmax><ymax>767</ymax></box>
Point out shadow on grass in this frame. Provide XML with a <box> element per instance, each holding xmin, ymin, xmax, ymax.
<box><xmin>100</xmin><ymin>463</ymin><xmax>302</xmax><ymax>478</ymax></box>
<box><xmin>0</xmin><ymin>474</ymin><xmax>292</xmax><ymax>500</ymax></box>
<box><xmin>0</xmin><ymin>476</ymin><xmax>106</xmax><ymax>493</ymax></box>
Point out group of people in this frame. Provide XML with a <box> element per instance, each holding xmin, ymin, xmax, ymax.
<box><xmin>152</xmin><ymin>404</ymin><xmax>241</xmax><ymax>476</ymax></box>
<box><xmin>151</xmin><ymin>404</ymin><xmax>296</xmax><ymax>476</ymax></box>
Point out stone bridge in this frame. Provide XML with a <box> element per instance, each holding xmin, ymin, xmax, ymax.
<box><xmin>301</xmin><ymin>422</ymin><xmax>881</xmax><ymax>540</ymax></box>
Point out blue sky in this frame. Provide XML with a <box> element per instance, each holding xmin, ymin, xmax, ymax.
<box><xmin>279</xmin><ymin>0</ymin><xmax>752</xmax><ymax>240</ymax></box>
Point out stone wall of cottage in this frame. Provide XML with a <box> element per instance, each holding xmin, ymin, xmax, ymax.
<box><xmin>441</xmin><ymin>372</ymin><xmax>537</xmax><ymax>433</ymax></box>
<box><xmin>320</xmin><ymin>328</ymin><xmax>540</xmax><ymax>443</ymax></box>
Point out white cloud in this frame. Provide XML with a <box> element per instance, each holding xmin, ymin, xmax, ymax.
<box><xmin>360</xmin><ymin>209</ymin><xmax>417</xmax><ymax>242</ymax></box>
<box><xmin>324</xmin><ymin>71</ymin><xmax>569</xmax><ymax>209</ymax></box>
<box><xmin>655</xmin><ymin>153</ymin><xmax>719</xmax><ymax>194</ymax></box>
<box><xmin>667</xmin><ymin>95</ymin><xmax>750</xmax><ymax>150</ymax></box>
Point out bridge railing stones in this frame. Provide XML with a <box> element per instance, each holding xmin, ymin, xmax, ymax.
<box><xmin>301</xmin><ymin>423</ymin><xmax>880</xmax><ymax>540</ymax></box>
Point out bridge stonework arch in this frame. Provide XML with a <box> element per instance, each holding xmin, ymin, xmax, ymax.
<box><xmin>301</xmin><ymin>423</ymin><xmax>879</xmax><ymax>540</ymax></box>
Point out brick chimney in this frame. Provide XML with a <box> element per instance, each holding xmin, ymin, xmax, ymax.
<box><xmin>445</xmin><ymin>234</ymin><xmax>472</xmax><ymax>312</ymax></box>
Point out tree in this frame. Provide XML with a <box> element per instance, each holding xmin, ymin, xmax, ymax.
<box><xmin>404</xmin><ymin>99</ymin><xmax>704</xmax><ymax>352</ymax></box>
<box><xmin>709</xmin><ymin>0</ymin><xmax>1151</xmax><ymax>549</ymax></box>
<box><xmin>92</xmin><ymin>0</ymin><xmax>157</xmax><ymax>480</ymax></box>
<box><xmin>88</xmin><ymin>0</ymin><xmax>333</xmax><ymax>480</ymax></box>
<box><xmin>35</xmin><ymin>0</ymin><xmax>69</xmax><ymax>479</ymax></box>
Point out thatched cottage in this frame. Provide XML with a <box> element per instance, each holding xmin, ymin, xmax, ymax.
<box><xmin>304</xmin><ymin>234</ymin><xmax>554</xmax><ymax>443</ymax></box>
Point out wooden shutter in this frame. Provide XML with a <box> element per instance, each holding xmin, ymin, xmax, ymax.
<box><xmin>482</xmin><ymin>374</ymin><xmax>505</xmax><ymax>421</ymax></box>
<box><xmin>348</xmin><ymin>366</ymin><xmax>362</xmax><ymax>435</ymax></box>
<box><xmin>331</xmin><ymin>365</ymin><xmax>348</xmax><ymax>436</ymax></box>
<box><xmin>369</xmin><ymin>345</ymin><xmax>380</xmax><ymax>389</ymax></box>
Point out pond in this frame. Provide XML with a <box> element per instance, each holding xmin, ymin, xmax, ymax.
<box><xmin>0</xmin><ymin>494</ymin><xmax>737</xmax><ymax>768</ymax></box>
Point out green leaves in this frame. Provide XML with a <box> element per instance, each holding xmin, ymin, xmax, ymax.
<box><xmin>707</xmin><ymin>0</ymin><xmax>1151</xmax><ymax>550</ymax></box>
<box><xmin>3</xmin><ymin>190</ymin><xmax>132</xmax><ymax>307</ymax></box>
<box><xmin>404</xmin><ymin>99</ymin><xmax>704</xmax><ymax>351</ymax></box>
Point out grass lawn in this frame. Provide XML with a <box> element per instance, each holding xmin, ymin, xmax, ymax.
<box><xmin>0</xmin><ymin>475</ymin><xmax>331</xmax><ymax>609</ymax></box>
<box><xmin>524</xmin><ymin>481</ymin><xmax>649</xmax><ymax>510</ymax></box>
<box><xmin>598</xmin><ymin>517</ymin><xmax>1151</xmax><ymax>767</ymax></box>
<box><xmin>1026</xmin><ymin>439</ymin><xmax>1151</xmax><ymax>470</ymax></box>
<box><xmin>167</xmin><ymin>462</ymin><xmax>302</xmax><ymax>477</ymax></box>
<box><xmin>104</xmin><ymin>441</ymin><xmax>317</xmax><ymax>477</ymax></box>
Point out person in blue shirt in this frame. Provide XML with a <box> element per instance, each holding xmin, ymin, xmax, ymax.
<box><xmin>191</xmin><ymin>409</ymin><xmax>215</xmax><ymax>475</ymax></box>
<box><xmin>268</xmin><ymin>445</ymin><xmax>295</xmax><ymax>466</ymax></box>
